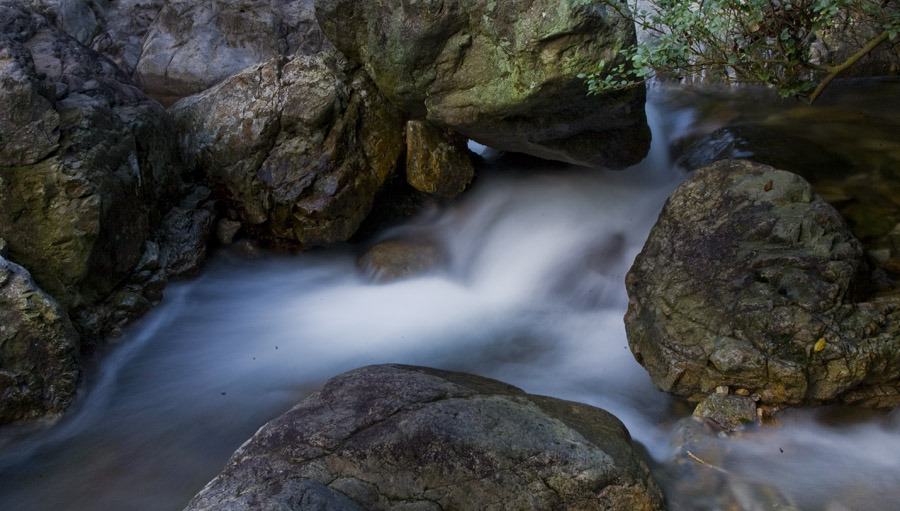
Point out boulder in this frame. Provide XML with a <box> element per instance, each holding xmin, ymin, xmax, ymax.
<box><xmin>0</xmin><ymin>1</ymin><xmax>184</xmax><ymax>315</ymax></box>
<box><xmin>183</xmin><ymin>364</ymin><xmax>665</xmax><ymax>511</ymax></box>
<box><xmin>135</xmin><ymin>0</ymin><xmax>329</xmax><ymax>98</ymax></box>
<box><xmin>405</xmin><ymin>120</ymin><xmax>474</xmax><ymax>198</ymax></box>
<box><xmin>314</xmin><ymin>0</ymin><xmax>650</xmax><ymax>168</ymax></box>
<box><xmin>170</xmin><ymin>50</ymin><xmax>405</xmax><ymax>246</ymax></box>
<box><xmin>625</xmin><ymin>160</ymin><xmax>900</xmax><ymax>407</ymax></box>
<box><xmin>0</xmin><ymin>254</ymin><xmax>80</xmax><ymax>425</ymax></box>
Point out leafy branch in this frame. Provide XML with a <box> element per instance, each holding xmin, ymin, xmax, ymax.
<box><xmin>574</xmin><ymin>0</ymin><xmax>900</xmax><ymax>103</ymax></box>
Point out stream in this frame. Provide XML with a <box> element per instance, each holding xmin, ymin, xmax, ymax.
<box><xmin>1</xmin><ymin>81</ymin><xmax>899</xmax><ymax>511</ymax></box>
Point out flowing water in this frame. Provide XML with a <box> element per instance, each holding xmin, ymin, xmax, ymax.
<box><xmin>1</xmin><ymin>81</ymin><xmax>899</xmax><ymax>511</ymax></box>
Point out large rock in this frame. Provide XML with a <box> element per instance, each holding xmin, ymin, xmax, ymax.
<box><xmin>314</xmin><ymin>0</ymin><xmax>650</xmax><ymax>168</ymax></box>
<box><xmin>0</xmin><ymin>1</ymin><xmax>184</xmax><ymax>314</ymax></box>
<box><xmin>135</xmin><ymin>0</ymin><xmax>329</xmax><ymax>98</ymax></box>
<box><xmin>626</xmin><ymin>160</ymin><xmax>900</xmax><ymax>407</ymax></box>
<box><xmin>0</xmin><ymin>254</ymin><xmax>80</xmax><ymax>425</ymax></box>
<box><xmin>184</xmin><ymin>364</ymin><xmax>665</xmax><ymax>511</ymax></box>
<box><xmin>20</xmin><ymin>0</ymin><xmax>103</xmax><ymax>44</ymax></box>
<box><xmin>171</xmin><ymin>50</ymin><xmax>405</xmax><ymax>246</ymax></box>
<box><xmin>23</xmin><ymin>0</ymin><xmax>329</xmax><ymax>100</ymax></box>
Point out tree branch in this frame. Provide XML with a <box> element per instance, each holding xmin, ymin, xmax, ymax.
<box><xmin>808</xmin><ymin>30</ymin><xmax>890</xmax><ymax>104</ymax></box>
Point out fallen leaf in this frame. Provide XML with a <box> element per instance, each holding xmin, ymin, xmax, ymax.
<box><xmin>814</xmin><ymin>337</ymin><xmax>826</xmax><ymax>352</ymax></box>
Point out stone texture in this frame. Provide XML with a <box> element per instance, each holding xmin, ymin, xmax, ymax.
<box><xmin>183</xmin><ymin>364</ymin><xmax>665</xmax><ymax>511</ymax></box>
<box><xmin>0</xmin><ymin>1</ymin><xmax>184</xmax><ymax>314</ymax></box>
<box><xmin>171</xmin><ymin>50</ymin><xmax>405</xmax><ymax>246</ymax></box>
<box><xmin>314</xmin><ymin>0</ymin><xmax>650</xmax><ymax>168</ymax></box>
<box><xmin>625</xmin><ymin>160</ymin><xmax>900</xmax><ymax>407</ymax></box>
<box><xmin>157</xmin><ymin>186</ymin><xmax>216</xmax><ymax>278</ymax></box>
<box><xmin>0</xmin><ymin>254</ymin><xmax>80</xmax><ymax>425</ymax></box>
<box><xmin>692</xmin><ymin>393</ymin><xmax>758</xmax><ymax>432</ymax></box>
<box><xmin>405</xmin><ymin>120</ymin><xmax>474</xmax><ymax>198</ymax></box>
<box><xmin>357</xmin><ymin>238</ymin><xmax>447</xmax><ymax>282</ymax></box>
<box><xmin>135</xmin><ymin>0</ymin><xmax>329</xmax><ymax>98</ymax></box>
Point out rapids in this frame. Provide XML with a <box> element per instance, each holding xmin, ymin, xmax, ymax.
<box><xmin>1</xmin><ymin>82</ymin><xmax>899</xmax><ymax>511</ymax></box>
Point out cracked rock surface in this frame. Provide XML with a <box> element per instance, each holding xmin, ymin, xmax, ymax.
<box><xmin>183</xmin><ymin>364</ymin><xmax>665</xmax><ymax>511</ymax></box>
<box><xmin>0</xmin><ymin>253</ymin><xmax>79</xmax><ymax>425</ymax></box>
<box><xmin>626</xmin><ymin>160</ymin><xmax>900</xmax><ymax>407</ymax></box>
<box><xmin>170</xmin><ymin>49</ymin><xmax>404</xmax><ymax>247</ymax></box>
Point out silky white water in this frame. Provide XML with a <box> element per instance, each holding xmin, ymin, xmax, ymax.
<box><xmin>1</xmin><ymin>86</ymin><xmax>898</xmax><ymax>511</ymax></box>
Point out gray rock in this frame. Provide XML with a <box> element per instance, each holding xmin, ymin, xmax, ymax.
<box><xmin>405</xmin><ymin>120</ymin><xmax>474</xmax><ymax>198</ymax></box>
<box><xmin>0</xmin><ymin>1</ymin><xmax>185</xmax><ymax>317</ymax></box>
<box><xmin>183</xmin><ymin>364</ymin><xmax>665</xmax><ymax>511</ymax></box>
<box><xmin>158</xmin><ymin>205</ymin><xmax>215</xmax><ymax>278</ymax></box>
<box><xmin>20</xmin><ymin>0</ymin><xmax>102</xmax><ymax>44</ymax></box>
<box><xmin>625</xmin><ymin>160</ymin><xmax>900</xmax><ymax>406</ymax></box>
<box><xmin>0</xmin><ymin>254</ymin><xmax>80</xmax><ymax>425</ymax></box>
<box><xmin>314</xmin><ymin>0</ymin><xmax>650</xmax><ymax>168</ymax></box>
<box><xmin>135</xmin><ymin>0</ymin><xmax>329</xmax><ymax>98</ymax></box>
<box><xmin>171</xmin><ymin>50</ymin><xmax>405</xmax><ymax>247</ymax></box>
<box><xmin>86</xmin><ymin>0</ymin><xmax>166</xmax><ymax>79</ymax></box>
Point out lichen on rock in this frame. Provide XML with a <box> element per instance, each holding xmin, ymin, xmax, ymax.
<box><xmin>626</xmin><ymin>159</ymin><xmax>900</xmax><ymax>407</ymax></box>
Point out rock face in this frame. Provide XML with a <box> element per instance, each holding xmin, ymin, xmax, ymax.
<box><xmin>0</xmin><ymin>1</ymin><xmax>184</xmax><ymax>314</ymax></box>
<box><xmin>24</xmin><ymin>0</ymin><xmax>329</xmax><ymax>99</ymax></box>
<box><xmin>405</xmin><ymin>120</ymin><xmax>474</xmax><ymax>198</ymax></box>
<box><xmin>171</xmin><ymin>50</ymin><xmax>405</xmax><ymax>246</ymax></box>
<box><xmin>0</xmin><ymin>254</ymin><xmax>80</xmax><ymax>425</ymax></box>
<box><xmin>184</xmin><ymin>364</ymin><xmax>665</xmax><ymax>511</ymax></box>
<box><xmin>626</xmin><ymin>160</ymin><xmax>900</xmax><ymax>407</ymax></box>
<box><xmin>314</xmin><ymin>0</ymin><xmax>650</xmax><ymax>168</ymax></box>
<box><xmin>135</xmin><ymin>0</ymin><xmax>329</xmax><ymax>98</ymax></box>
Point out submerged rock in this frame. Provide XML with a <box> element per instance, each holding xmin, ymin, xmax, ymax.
<box><xmin>0</xmin><ymin>254</ymin><xmax>80</xmax><ymax>425</ymax></box>
<box><xmin>626</xmin><ymin>160</ymin><xmax>900</xmax><ymax>407</ymax></box>
<box><xmin>357</xmin><ymin>237</ymin><xmax>447</xmax><ymax>282</ymax></box>
<box><xmin>171</xmin><ymin>50</ymin><xmax>405</xmax><ymax>246</ymax></box>
<box><xmin>0</xmin><ymin>1</ymin><xmax>184</xmax><ymax>315</ymax></box>
<box><xmin>183</xmin><ymin>364</ymin><xmax>665</xmax><ymax>511</ymax></box>
<box><xmin>314</xmin><ymin>0</ymin><xmax>650</xmax><ymax>168</ymax></box>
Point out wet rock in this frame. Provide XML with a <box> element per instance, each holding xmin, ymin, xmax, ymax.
<box><xmin>215</xmin><ymin>218</ymin><xmax>242</xmax><ymax>245</ymax></box>
<box><xmin>693</xmin><ymin>393</ymin><xmax>758</xmax><ymax>432</ymax></box>
<box><xmin>158</xmin><ymin>203</ymin><xmax>216</xmax><ymax>279</ymax></box>
<box><xmin>674</xmin><ymin>125</ymin><xmax>852</xmax><ymax>182</ymax></box>
<box><xmin>0</xmin><ymin>2</ymin><xmax>184</xmax><ymax>315</ymax></box>
<box><xmin>626</xmin><ymin>160</ymin><xmax>900</xmax><ymax>406</ymax></box>
<box><xmin>0</xmin><ymin>254</ymin><xmax>80</xmax><ymax>425</ymax></box>
<box><xmin>314</xmin><ymin>0</ymin><xmax>650</xmax><ymax>168</ymax></box>
<box><xmin>183</xmin><ymin>364</ymin><xmax>665</xmax><ymax>511</ymax></box>
<box><xmin>662</xmin><ymin>417</ymin><xmax>799</xmax><ymax>511</ymax></box>
<box><xmin>405</xmin><ymin>120</ymin><xmax>474</xmax><ymax>198</ymax></box>
<box><xmin>357</xmin><ymin>238</ymin><xmax>447</xmax><ymax>282</ymax></box>
<box><xmin>171</xmin><ymin>50</ymin><xmax>405</xmax><ymax>247</ymax></box>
